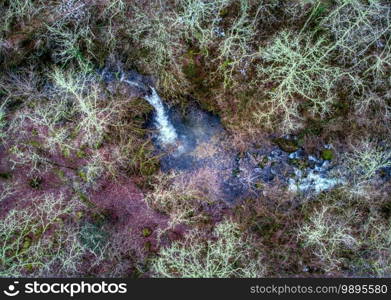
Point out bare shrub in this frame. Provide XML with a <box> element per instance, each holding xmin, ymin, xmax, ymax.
<box><xmin>298</xmin><ymin>205</ymin><xmax>359</xmax><ymax>272</ymax></box>
<box><xmin>254</xmin><ymin>30</ymin><xmax>343</xmax><ymax>132</ymax></box>
<box><xmin>151</xmin><ymin>219</ymin><xmax>265</xmax><ymax>277</ymax></box>
<box><xmin>0</xmin><ymin>193</ymin><xmax>91</xmax><ymax>277</ymax></box>
<box><xmin>145</xmin><ymin>172</ymin><xmax>210</xmax><ymax>228</ymax></box>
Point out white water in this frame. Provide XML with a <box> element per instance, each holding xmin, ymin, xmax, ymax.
<box><xmin>144</xmin><ymin>88</ymin><xmax>178</xmax><ymax>145</ymax></box>
<box><xmin>288</xmin><ymin>155</ymin><xmax>345</xmax><ymax>194</ymax></box>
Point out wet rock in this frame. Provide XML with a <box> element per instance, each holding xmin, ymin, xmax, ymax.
<box><xmin>258</xmin><ymin>166</ymin><xmax>275</xmax><ymax>182</ymax></box>
<box><xmin>101</xmin><ymin>68</ymin><xmax>154</xmax><ymax>99</ymax></box>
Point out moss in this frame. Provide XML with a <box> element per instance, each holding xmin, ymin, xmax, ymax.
<box><xmin>182</xmin><ymin>48</ymin><xmax>206</xmax><ymax>86</ymax></box>
<box><xmin>321</xmin><ymin>149</ymin><xmax>334</xmax><ymax>161</ymax></box>
<box><xmin>381</xmin><ymin>201</ymin><xmax>391</xmax><ymax>219</ymax></box>
<box><xmin>62</xmin><ymin>147</ymin><xmax>71</xmax><ymax>158</ymax></box>
<box><xmin>182</xmin><ymin>61</ymin><xmax>204</xmax><ymax>85</ymax></box>
<box><xmin>28</xmin><ymin>140</ymin><xmax>42</xmax><ymax>148</ymax></box>
<box><xmin>0</xmin><ymin>172</ymin><xmax>12</xmax><ymax>180</ymax></box>
<box><xmin>78</xmin><ymin>170</ymin><xmax>87</xmax><ymax>182</ymax></box>
<box><xmin>257</xmin><ymin>156</ymin><xmax>269</xmax><ymax>168</ymax></box>
<box><xmin>289</xmin><ymin>158</ymin><xmax>309</xmax><ymax>169</ymax></box>
<box><xmin>219</xmin><ymin>7</ymin><xmax>229</xmax><ymax>18</ymax></box>
<box><xmin>254</xmin><ymin>181</ymin><xmax>264</xmax><ymax>190</ymax></box>
<box><xmin>29</xmin><ymin>177</ymin><xmax>43</xmax><ymax>189</ymax></box>
<box><xmin>298</xmin><ymin>119</ymin><xmax>325</xmax><ymax>138</ymax></box>
<box><xmin>77</xmin><ymin>192</ymin><xmax>96</xmax><ymax>208</ymax></box>
<box><xmin>250</xmin><ymin>216</ymin><xmax>282</xmax><ymax>239</ymax></box>
<box><xmin>22</xmin><ymin>237</ymin><xmax>32</xmax><ymax>251</ymax></box>
<box><xmin>333</xmin><ymin>99</ymin><xmax>350</xmax><ymax>116</ymax></box>
<box><xmin>53</xmin><ymin>168</ymin><xmax>66</xmax><ymax>182</ymax></box>
<box><xmin>142</xmin><ymin>227</ymin><xmax>152</xmax><ymax>237</ymax></box>
<box><xmin>76</xmin><ymin>211</ymin><xmax>84</xmax><ymax>220</ymax></box>
<box><xmin>232</xmin><ymin>167</ymin><xmax>240</xmax><ymax>177</ymax></box>
<box><xmin>273</xmin><ymin>138</ymin><xmax>299</xmax><ymax>153</ymax></box>
<box><xmin>144</xmin><ymin>241</ymin><xmax>153</xmax><ymax>252</ymax></box>
<box><xmin>76</xmin><ymin>149</ymin><xmax>87</xmax><ymax>158</ymax></box>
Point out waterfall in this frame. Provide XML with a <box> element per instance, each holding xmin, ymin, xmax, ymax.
<box><xmin>144</xmin><ymin>88</ymin><xmax>178</xmax><ymax>145</ymax></box>
<box><xmin>114</xmin><ymin>70</ymin><xmax>178</xmax><ymax>145</ymax></box>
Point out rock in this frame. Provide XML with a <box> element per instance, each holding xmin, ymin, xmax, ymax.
<box><xmin>273</xmin><ymin>138</ymin><xmax>299</xmax><ymax>153</ymax></box>
<box><xmin>101</xmin><ymin>68</ymin><xmax>154</xmax><ymax>100</ymax></box>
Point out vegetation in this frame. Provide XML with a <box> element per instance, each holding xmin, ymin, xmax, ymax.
<box><xmin>151</xmin><ymin>220</ymin><xmax>264</xmax><ymax>278</ymax></box>
<box><xmin>0</xmin><ymin>0</ymin><xmax>390</xmax><ymax>278</ymax></box>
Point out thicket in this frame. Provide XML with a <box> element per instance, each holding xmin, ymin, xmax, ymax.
<box><xmin>0</xmin><ymin>0</ymin><xmax>390</xmax><ymax>278</ymax></box>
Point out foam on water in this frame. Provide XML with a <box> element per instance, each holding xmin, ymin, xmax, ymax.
<box><xmin>144</xmin><ymin>88</ymin><xmax>178</xmax><ymax>145</ymax></box>
<box><xmin>288</xmin><ymin>155</ymin><xmax>345</xmax><ymax>193</ymax></box>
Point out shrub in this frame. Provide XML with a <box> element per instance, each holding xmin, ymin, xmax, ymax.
<box><xmin>320</xmin><ymin>0</ymin><xmax>391</xmax><ymax>68</ymax></box>
<box><xmin>215</xmin><ymin>0</ymin><xmax>257</xmax><ymax>87</ymax></box>
<box><xmin>253</xmin><ymin>30</ymin><xmax>343</xmax><ymax>132</ymax></box>
<box><xmin>145</xmin><ymin>172</ymin><xmax>210</xmax><ymax>227</ymax></box>
<box><xmin>127</xmin><ymin>1</ymin><xmax>187</xmax><ymax>96</ymax></box>
<box><xmin>342</xmin><ymin>139</ymin><xmax>391</xmax><ymax>183</ymax></box>
<box><xmin>151</xmin><ymin>219</ymin><xmax>264</xmax><ymax>277</ymax></box>
<box><xmin>0</xmin><ymin>107</ymin><xmax>6</xmax><ymax>141</ymax></box>
<box><xmin>298</xmin><ymin>205</ymin><xmax>358</xmax><ymax>272</ymax></box>
<box><xmin>50</xmin><ymin>67</ymin><xmax>112</xmax><ymax>148</ymax></box>
<box><xmin>175</xmin><ymin>0</ymin><xmax>231</xmax><ymax>50</ymax></box>
<box><xmin>0</xmin><ymin>0</ymin><xmax>42</xmax><ymax>36</ymax></box>
<box><xmin>0</xmin><ymin>193</ymin><xmax>91</xmax><ymax>277</ymax></box>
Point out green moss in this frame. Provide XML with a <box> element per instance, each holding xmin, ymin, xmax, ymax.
<box><xmin>144</xmin><ymin>241</ymin><xmax>152</xmax><ymax>252</ymax></box>
<box><xmin>62</xmin><ymin>147</ymin><xmax>71</xmax><ymax>158</ymax></box>
<box><xmin>76</xmin><ymin>149</ymin><xmax>87</xmax><ymax>158</ymax></box>
<box><xmin>77</xmin><ymin>192</ymin><xmax>95</xmax><ymax>208</ymax></box>
<box><xmin>321</xmin><ymin>149</ymin><xmax>334</xmax><ymax>160</ymax></box>
<box><xmin>289</xmin><ymin>158</ymin><xmax>309</xmax><ymax>169</ymax></box>
<box><xmin>182</xmin><ymin>49</ymin><xmax>205</xmax><ymax>86</ymax></box>
<box><xmin>76</xmin><ymin>211</ymin><xmax>84</xmax><ymax>220</ymax></box>
<box><xmin>142</xmin><ymin>227</ymin><xmax>152</xmax><ymax>237</ymax></box>
<box><xmin>22</xmin><ymin>237</ymin><xmax>32</xmax><ymax>251</ymax></box>
<box><xmin>0</xmin><ymin>172</ymin><xmax>12</xmax><ymax>180</ymax></box>
<box><xmin>29</xmin><ymin>177</ymin><xmax>43</xmax><ymax>189</ymax></box>
<box><xmin>232</xmin><ymin>167</ymin><xmax>240</xmax><ymax>177</ymax></box>
<box><xmin>381</xmin><ymin>201</ymin><xmax>391</xmax><ymax>219</ymax></box>
<box><xmin>257</xmin><ymin>156</ymin><xmax>269</xmax><ymax>168</ymax></box>
<box><xmin>28</xmin><ymin>140</ymin><xmax>42</xmax><ymax>148</ymax></box>
<box><xmin>53</xmin><ymin>168</ymin><xmax>66</xmax><ymax>182</ymax></box>
<box><xmin>182</xmin><ymin>61</ymin><xmax>204</xmax><ymax>85</ymax></box>
<box><xmin>219</xmin><ymin>7</ymin><xmax>229</xmax><ymax>18</ymax></box>
<box><xmin>298</xmin><ymin>119</ymin><xmax>325</xmax><ymax>138</ymax></box>
<box><xmin>254</xmin><ymin>181</ymin><xmax>264</xmax><ymax>190</ymax></box>
<box><xmin>250</xmin><ymin>216</ymin><xmax>282</xmax><ymax>239</ymax></box>
<box><xmin>78</xmin><ymin>170</ymin><xmax>87</xmax><ymax>182</ymax></box>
